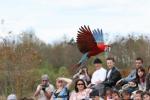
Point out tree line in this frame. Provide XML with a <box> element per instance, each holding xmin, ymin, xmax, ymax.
<box><xmin>0</xmin><ymin>32</ymin><xmax>150</xmax><ymax>98</ymax></box>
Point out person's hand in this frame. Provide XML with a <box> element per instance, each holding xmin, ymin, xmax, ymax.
<box><xmin>116</xmin><ymin>79</ymin><xmax>122</xmax><ymax>85</ymax></box>
<box><xmin>78</xmin><ymin>69</ymin><xmax>82</xmax><ymax>74</ymax></box>
<box><xmin>83</xmin><ymin>68</ymin><xmax>87</xmax><ymax>72</ymax></box>
<box><xmin>87</xmin><ymin>84</ymin><xmax>91</xmax><ymax>88</ymax></box>
<box><xmin>128</xmin><ymin>82</ymin><xmax>136</xmax><ymax>87</ymax></box>
<box><xmin>37</xmin><ymin>85</ymin><xmax>43</xmax><ymax>92</ymax></box>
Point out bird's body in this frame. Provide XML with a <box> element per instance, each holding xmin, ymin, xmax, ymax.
<box><xmin>76</xmin><ymin>25</ymin><xmax>109</xmax><ymax>66</ymax></box>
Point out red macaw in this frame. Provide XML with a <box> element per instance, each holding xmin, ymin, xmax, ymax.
<box><xmin>76</xmin><ymin>25</ymin><xmax>110</xmax><ymax>66</ymax></box>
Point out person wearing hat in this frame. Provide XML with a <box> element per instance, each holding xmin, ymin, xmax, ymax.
<box><xmin>90</xmin><ymin>58</ymin><xmax>107</xmax><ymax>86</ymax></box>
<box><xmin>34</xmin><ymin>74</ymin><xmax>55</xmax><ymax>100</ymax></box>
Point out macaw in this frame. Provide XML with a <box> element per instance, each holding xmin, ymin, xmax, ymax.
<box><xmin>76</xmin><ymin>25</ymin><xmax>110</xmax><ymax>66</ymax></box>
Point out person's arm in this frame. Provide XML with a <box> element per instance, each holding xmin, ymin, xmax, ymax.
<box><xmin>103</xmin><ymin>70</ymin><xmax>121</xmax><ymax>86</ymax></box>
<box><xmin>123</xmin><ymin>70</ymin><xmax>136</xmax><ymax>82</ymax></box>
<box><xmin>34</xmin><ymin>85</ymin><xmax>42</xmax><ymax>97</ymax></box>
<box><xmin>57</xmin><ymin>77</ymin><xmax>72</xmax><ymax>88</ymax></box>
<box><xmin>83</xmin><ymin>68</ymin><xmax>90</xmax><ymax>82</ymax></box>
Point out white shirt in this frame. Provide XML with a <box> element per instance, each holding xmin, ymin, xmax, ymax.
<box><xmin>36</xmin><ymin>83</ymin><xmax>55</xmax><ymax>100</ymax></box>
<box><xmin>107</xmin><ymin>69</ymin><xmax>112</xmax><ymax>79</ymax></box>
<box><xmin>91</xmin><ymin>67</ymin><xmax>107</xmax><ymax>85</ymax></box>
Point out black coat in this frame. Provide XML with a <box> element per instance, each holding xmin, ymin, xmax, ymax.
<box><xmin>103</xmin><ymin>67</ymin><xmax>122</xmax><ymax>87</ymax></box>
<box><xmin>146</xmin><ymin>73</ymin><xmax>150</xmax><ymax>91</ymax></box>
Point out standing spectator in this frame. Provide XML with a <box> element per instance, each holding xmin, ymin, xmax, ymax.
<box><xmin>73</xmin><ymin>67</ymin><xmax>90</xmax><ymax>84</ymax></box>
<box><xmin>146</xmin><ymin>65</ymin><xmax>150</xmax><ymax>92</ymax></box>
<box><xmin>116</xmin><ymin>57</ymin><xmax>143</xmax><ymax>85</ymax></box>
<box><xmin>51</xmin><ymin>77</ymin><xmax>72</xmax><ymax>100</ymax></box>
<box><xmin>34</xmin><ymin>74</ymin><xmax>55</xmax><ymax>100</ymax></box>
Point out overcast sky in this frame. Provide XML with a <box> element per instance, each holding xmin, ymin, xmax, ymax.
<box><xmin>0</xmin><ymin>0</ymin><xmax>150</xmax><ymax>43</ymax></box>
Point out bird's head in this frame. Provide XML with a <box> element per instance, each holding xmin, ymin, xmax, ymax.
<box><xmin>97</xmin><ymin>43</ymin><xmax>111</xmax><ymax>52</ymax></box>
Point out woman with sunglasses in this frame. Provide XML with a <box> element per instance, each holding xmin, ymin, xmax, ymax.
<box><xmin>50</xmin><ymin>77</ymin><xmax>72</xmax><ymax>100</ymax></box>
<box><xmin>70</xmin><ymin>79</ymin><xmax>99</xmax><ymax>100</ymax></box>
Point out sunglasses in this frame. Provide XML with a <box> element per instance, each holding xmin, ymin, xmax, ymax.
<box><xmin>42</xmin><ymin>80</ymin><xmax>48</xmax><ymax>82</ymax></box>
<box><xmin>77</xmin><ymin>83</ymin><xmax>84</xmax><ymax>86</ymax></box>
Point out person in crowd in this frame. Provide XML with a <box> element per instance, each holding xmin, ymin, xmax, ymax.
<box><xmin>19</xmin><ymin>97</ymin><xmax>34</xmax><ymax>100</ymax></box>
<box><xmin>112</xmin><ymin>90</ymin><xmax>121</xmax><ymax>100</ymax></box>
<box><xmin>50</xmin><ymin>77</ymin><xmax>72</xmax><ymax>100</ymax></box>
<box><xmin>89</xmin><ymin>89</ymin><xmax>100</xmax><ymax>100</ymax></box>
<box><xmin>103</xmin><ymin>57</ymin><xmax>122</xmax><ymax>88</ymax></box>
<box><xmin>92</xmin><ymin>57</ymin><xmax>121</xmax><ymax>97</ymax></box>
<box><xmin>146</xmin><ymin>65</ymin><xmax>150</xmax><ymax>92</ymax></box>
<box><xmin>89</xmin><ymin>58</ymin><xmax>107</xmax><ymax>86</ymax></box>
<box><xmin>142</xmin><ymin>91</ymin><xmax>150</xmax><ymax>100</ymax></box>
<box><xmin>116</xmin><ymin>57</ymin><xmax>143</xmax><ymax>85</ymax></box>
<box><xmin>122</xmin><ymin>66</ymin><xmax>146</xmax><ymax>94</ymax></box>
<box><xmin>70</xmin><ymin>79</ymin><xmax>97</xmax><ymax>100</ymax></box>
<box><xmin>104</xmin><ymin>87</ymin><xmax>113</xmax><ymax>100</ymax></box>
<box><xmin>73</xmin><ymin>66</ymin><xmax>90</xmax><ymax>84</ymax></box>
<box><xmin>121</xmin><ymin>90</ymin><xmax>132</xmax><ymax>100</ymax></box>
<box><xmin>7</xmin><ymin>94</ymin><xmax>17</xmax><ymax>100</ymax></box>
<box><xmin>34</xmin><ymin>74</ymin><xmax>55</xmax><ymax>100</ymax></box>
<box><xmin>132</xmin><ymin>90</ymin><xmax>143</xmax><ymax>100</ymax></box>
<box><xmin>135</xmin><ymin>66</ymin><xmax>146</xmax><ymax>91</ymax></box>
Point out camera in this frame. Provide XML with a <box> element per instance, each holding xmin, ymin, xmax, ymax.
<box><xmin>41</xmin><ymin>84</ymin><xmax>49</xmax><ymax>92</ymax></box>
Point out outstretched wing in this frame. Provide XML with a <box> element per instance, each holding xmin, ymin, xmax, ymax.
<box><xmin>92</xmin><ymin>29</ymin><xmax>104</xmax><ymax>43</ymax></box>
<box><xmin>77</xmin><ymin>25</ymin><xmax>97</xmax><ymax>54</ymax></box>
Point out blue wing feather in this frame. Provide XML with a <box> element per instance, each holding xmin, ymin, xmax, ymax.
<box><xmin>92</xmin><ymin>29</ymin><xmax>104</xmax><ymax>43</ymax></box>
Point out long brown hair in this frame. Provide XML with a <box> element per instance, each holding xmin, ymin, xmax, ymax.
<box><xmin>136</xmin><ymin>66</ymin><xmax>146</xmax><ymax>83</ymax></box>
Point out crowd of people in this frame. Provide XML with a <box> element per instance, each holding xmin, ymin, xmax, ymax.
<box><xmin>7</xmin><ymin>57</ymin><xmax>150</xmax><ymax>100</ymax></box>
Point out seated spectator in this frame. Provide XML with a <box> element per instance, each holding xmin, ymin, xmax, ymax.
<box><xmin>116</xmin><ymin>57</ymin><xmax>143</xmax><ymax>85</ymax></box>
<box><xmin>104</xmin><ymin>87</ymin><xmax>113</xmax><ymax>100</ymax></box>
<box><xmin>19</xmin><ymin>97</ymin><xmax>34</xmax><ymax>100</ymax></box>
<box><xmin>142</xmin><ymin>91</ymin><xmax>150</xmax><ymax>100</ymax></box>
<box><xmin>90</xmin><ymin>58</ymin><xmax>106</xmax><ymax>86</ymax></box>
<box><xmin>51</xmin><ymin>77</ymin><xmax>72</xmax><ymax>100</ymax></box>
<box><xmin>132</xmin><ymin>90</ymin><xmax>143</xmax><ymax>100</ymax></box>
<box><xmin>121</xmin><ymin>90</ymin><xmax>132</xmax><ymax>100</ymax></box>
<box><xmin>73</xmin><ymin>67</ymin><xmax>90</xmax><ymax>84</ymax></box>
<box><xmin>34</xmin><ymin>74</ymin><xmax>55</xmax><ymax>100</ymax></box>
<box><xmin>7</xmin><ymin>94</ymin><xmax>17</xmax><ymax>100</ymax></box>
<box><xmin>103</xmin><ymin>57</ymin><xmax>121</xmax><ymax>88</ymax></box>
<box><xmin>135</xmin><ymin>66</ymin><xmax>146</xmax><ymax>91</ymax></box>
<box><xmin>120</xmin><ymin>66</ymin><xmax>146</xmax><ymax>94</ymax></box>
<box><xmin>112</xmin><ymin>90</ymin><xmax>121</xmax><ymax>100</ymax></box>
<box><xmin>89</xmin><ymin>89</ymin><xmax>100</xmax><ymax>100</ymax></box>
<box><xmin>70</xmin><ymin>79</ymin><xmax>93</xmax><ymax>100</ymax></box>
<box><xmin>92</xmin><ymin>57</ymin><xmax>121</xmax><ymax>97</ymax></box>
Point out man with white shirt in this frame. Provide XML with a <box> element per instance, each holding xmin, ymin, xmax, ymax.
<box><xmin>91</xmin><ymin>58</ymin><xmax>107</xmax><ymax>86</ymax></box>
